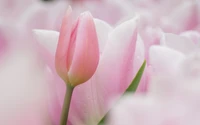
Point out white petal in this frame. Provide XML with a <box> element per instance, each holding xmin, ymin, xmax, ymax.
<box><xmin>180</xmin><ymin>31</ymin><xmax>200</xmax><ymax>46</ymax></box>
<box><xmin>161</xmin><ymin>33</ymin><xmax>195</xmax><ymax>54</ymax></box>
<box><xmin>33</xmin><ymin>29</ymin><xmax>59</xmax><ymax>55</ymax></box>
<box><xmin>180</xmin><ymin>51</ymin><xmax>200</xmax><ymax>79</ymax></box>
<box><xmin>149</xmin><ymin>45</ymin><xmax>185</xmax><ymax>76</ymax></box>
<box><xmin>108</xmin><ymin>95</ymin><xmax>156</xmax><ymax>125</ymax></box>
<box><xmin>94</xmin><ymin>18</ymin><xmax>113</xmax><ymax>53</ymax></box>
<box><xmin>134</xmin><ymin>35</ymin><xmax>145</xmax><ymax>72</ymax></box>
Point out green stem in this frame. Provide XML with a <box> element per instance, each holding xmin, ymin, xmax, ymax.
<box><xmin>60</xmin><ymin>85</ymin><xmax>74</xmax><ymax>125</ymax></box>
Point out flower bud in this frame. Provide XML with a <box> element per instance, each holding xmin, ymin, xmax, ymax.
<box><xmin>55</xmin><ymin>7</ymin><xmax>99</xmax><ymax>87</ymax></box>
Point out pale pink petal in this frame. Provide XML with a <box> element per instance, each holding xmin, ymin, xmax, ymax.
<box><xmin>149</xmin><ymin>51</ymin><xmax>200</xmax><ymax>100</ymax></box>
<box><xmin>134</xmin><ymin>35</ymin><xmax>147</xmax><ymax>92</ymax></box>
<box><xmin>55</xmin><ymin>7</ymin><xmax>73</xmax><ymax>80</ymax></box>
<box><xmin>108</xmin><ymin>93</ymin><xmax>197</xmax><ymax>125</ymax></box>
<box><xmin>0</xmin><ymin>49</ymin><xmax>49</xmax><ymax>125</ymax></box>
<box><xmin>179</xmin><ymin>51</ymin><xmax>200</xmax><ymax>79</ymax></box>
<box><xmin>108</xmin><ymin>95</ymin><xmax>157</xmax><ymax>125</ymax></box>
<box><xmin>32</xmin><ymin>29</ymin><xmax>63</xmax><ymax>125</ymax></box>
<box><xmin>33</xmin><ymin>29</ymin><xmax>59</xmax><ymax>55</ymax></box>
<box><xmin>161</xmin><ymin>33</ymin><xmax>196</xmax><ymax>54</ymax></box>
<box><xmin>94</xmin><ymin>16</ymin><xmax>139</xmax><ymax>113</ymax></box>
<box><xmin>180</xmin><ymin>31</ymin><xmax>200</xmax><ymax>45</ymax></box>
<box><xmin>94</xmin><ymin>18</ymin><xmax>113</xmax><ymax>53</ymax></box>
<box><xmin>149</xmin><ymin>45</ymin><xmax>185</xmax><ymax>76</ymax></box>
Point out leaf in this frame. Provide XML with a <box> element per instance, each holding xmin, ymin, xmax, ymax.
<box><xmin>98</xmin><ymin>60</ymin><xmax>146</xmax><ymax>125</ymax></box>
<box><xmin>124</xmin><ymin>60</ymin><xmax>146</xmax><ymax>93</ymax></box>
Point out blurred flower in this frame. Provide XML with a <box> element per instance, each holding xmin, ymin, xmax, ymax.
<box><xmin>0</xmin><ymin>25</ymin><xmax>50</xmax><ymax>125</ymax></box>
<box><xmin>0</xmin><ymin>1</ymin><xmax>53</xmax><ymax>124</ymax></box>
<box><xmin>125</xmin><ymin>0</ymin><xmax>200</xmax><ymax>63</ymax></box>
<box><xmin>0</xmin><ymin>49</ymin><xmax>50</xmax><ymax>125</ymax></box>
<box><xmin>108</xmin><ymin>47</ymin><xmax>200</xmax><ymax>125</ymax></box>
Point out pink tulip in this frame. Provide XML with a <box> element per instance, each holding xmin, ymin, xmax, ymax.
<box><xmin>33</xmin><ymin>13</ymin><xmax>142</xmax><ymax>124</ymax></box>
<box><xmin>55</xmin><ymin>7</ymin><xmax>99</xmax><ymax>87</ymax></box>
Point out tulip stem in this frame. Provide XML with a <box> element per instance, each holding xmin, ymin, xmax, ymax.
<box><xmin>60</xmin><ymin>84</ymin><xmax>74</xmax><ymax>125</ymax></box>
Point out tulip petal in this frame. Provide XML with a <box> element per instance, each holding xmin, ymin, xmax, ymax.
<box><xmin>149</xmin><ymin>45</ymin><xmax>185</xmax><ymax>76</ymax></box>
<box><xmin>99</xmin><ymin>60</ymin><xmax>146</xmax><ymax>124</ymax></box>
<box><xmin>108</xmin><ymin>95</ymin><xmax>156</xmax><ymax>125</ymax></box>
<box><xmin>32</xmin><ymin>29</ymin><xmax>64</xmax><ymax>125</ymax></box>
<box><xmin>94</xmin><ymin>16</ymin><xmax>139</xmax><ymax>116</ymax></box>
<box><xmin>179</xmin><ymin>51</ymin><xmax>200</xmax><ymax>79</ymax></box>
<box><xmin>161</xmin><ymin>33</ymin><xmax>195</xmax><ymax>54</ymax></box>
<box><xmin>32</xmin><ymin>29</ymin><xmax>59</xmax><ymax>55</ymax></box>
<box><xmin>94</xmin><ymin>18</ymin><xmax>113</xmax><ymax>53</ymax></box>
<box><xmin>68</xmin><ymin>12</ymin><xmax>99</xmax><ymax>86</ymax></box>
<box><xmin>55</xmin><ymin>6</ymin><xmax>73</xmax><ymax>81</ymax></box>
<box><xmin>180</xmin><ymin>31</ymin><xmax>200</xmax><ymax>45</ymax></box>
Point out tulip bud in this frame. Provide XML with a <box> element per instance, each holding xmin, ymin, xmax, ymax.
<box><xmin>55</xmin><ymin>7</ymin><xmax>99</xmax><ymax>87</ymax></box>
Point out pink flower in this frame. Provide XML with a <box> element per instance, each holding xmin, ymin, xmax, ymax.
<box><xmin>0</xmin><ymin>27</ymin><xmax>50</xmax><ymax>125</ymax></box>
<box><xmin>55</xmin><ymin>7</ymin><xmax>99</xmax><ymax>86</ymax></box>
<box><xmin>33</xmin><ymin>12</ymin><xmax>145</xmax><ymax>124</ymax></box>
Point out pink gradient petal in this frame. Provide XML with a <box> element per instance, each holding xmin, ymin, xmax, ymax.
<box><xmin>55</xmin><ymin>7</ymin><xmax>73</xmax><ymax>81</ymax></box>
<box><xmin>68</xmin><ymin>12</ymin><xmax>99</xmax><ymax>86</ymax></box>
<box><xmin>94</xmin><ymin>16</ymin><xmax>139</xmax><ymax>113</ymax></box>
